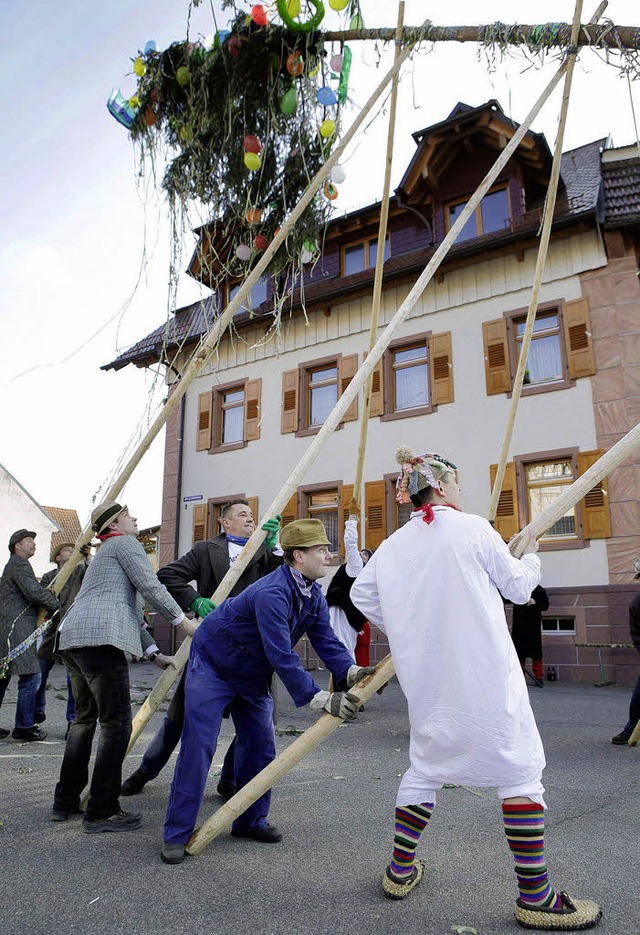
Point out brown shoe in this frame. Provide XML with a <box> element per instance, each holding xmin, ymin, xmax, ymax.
<box><xmin>515</xmin><ymin>892</ymin><xmax>602</xmax><ymax>930</ymax></box>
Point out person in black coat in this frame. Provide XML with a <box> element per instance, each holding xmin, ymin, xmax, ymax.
<box><xmin>122</xmin><ymin>499</ymin><xmax>282</xmax><ymax>797</ymax></box>
<box><xmin>510</xmin><ymin>585</ymin><xmax>549</xmax><ymax>686</ymax></box>
<box><xmin>611</xmin><ymin>590</ymin><xmax>640</xmax><ymax>744</ymax></box>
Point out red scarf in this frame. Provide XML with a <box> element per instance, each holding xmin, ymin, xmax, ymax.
<box><xmin>419</xmin><ymin>502</ymin><xmax>460</xmax><ymax>525</ymax></box>
<box><xmin>96</xmin><ymin>531</ymin><xmax>125</xmax><ymax>542</ymax></box>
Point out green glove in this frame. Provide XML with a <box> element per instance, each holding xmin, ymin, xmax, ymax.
<box><xmin>261</xmin><ymin>514</ymin><xmax>282</xmax><ymax>550</ymax></box>
<box><xmin>190</xmin><ymin>597</ymin><xmax>216</xmax><ymax>619</ymax></box>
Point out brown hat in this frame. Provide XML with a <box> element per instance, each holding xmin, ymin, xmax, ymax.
<box><xmin>51</xmin><ymin>541</ymin><xmax>75</xmax><ymax>562</ymax></box>
<box><xmin>8</xmin><ymin>529</ymin><xmax>36</xmax><ymax>552</ymax></box>
<box><xmin>280</xmin><ymin>519</ymin><xmax>331</xmax><ymax>549</ymax></box>
<box><xmin>91</xmin><ymin>501</ymin><xmax>127</xmax><ymax>535</ymax></box>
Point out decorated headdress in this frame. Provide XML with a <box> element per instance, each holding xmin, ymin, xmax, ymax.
<box><xmin>395</xmin><ymin>447</ymin><xmax>457</xmax><ymax>504</ymax></box>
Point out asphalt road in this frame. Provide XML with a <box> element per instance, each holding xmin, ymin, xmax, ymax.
<box><xmin>1</xmin><ymin>663</ymin><xmax>638</xmax><ymax>935</ymax></box>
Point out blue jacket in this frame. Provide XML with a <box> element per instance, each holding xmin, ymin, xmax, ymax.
<box><xmin>193</xmin><ymin>565</ymin><xmax>354</xmax><ymax>706</ymax></box>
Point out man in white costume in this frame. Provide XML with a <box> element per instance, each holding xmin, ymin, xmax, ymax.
<box><xmin>351</xmin><ymin>449</ymin><xmax>601</xmax><ymax>931</ymax></box>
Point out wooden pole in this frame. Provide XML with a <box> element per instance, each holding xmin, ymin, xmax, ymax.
<box><xmin>629</xmin><ymin>719</ymin><xmax>640</xmax><ymax>747</ymax></box>
<box><xmin>488</xmin><ymin>0</ymin><xmax>584</xmax><ymax>522</ymax></box>
<box><xmin>186</xmin><ymin>655</ymin><xmax>395</xmax><ymax>854</ymax></box>
<box><xmin>351</xmin><ymin>1</ymin><xmax>405</xmax><ymax>521</ymax></box>
<box><xmin>321</xmin><ymin>23</ymin><xmax>640</xmax><ymax>50</ymax></box>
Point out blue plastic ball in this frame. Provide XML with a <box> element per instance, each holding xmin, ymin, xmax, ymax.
<box><xmin>316</xmin><ymin>85</ymin><xmax>338</xmax><ymax>107</ymax></box>
<box><xmin>144</xmin><ymin>40</ymin><xmax>158</xmax><ymax>54</ymax></box>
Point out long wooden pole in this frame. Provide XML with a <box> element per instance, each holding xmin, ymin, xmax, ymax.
<box><xmin>351</xmin><ymin>1</ymin><xmax>405</xmax><ymax>520</ymax></box>
<box><xmin>488</xmin><ymin>0</ymin><xmax>584</xmax><ymax>522</ymax></box>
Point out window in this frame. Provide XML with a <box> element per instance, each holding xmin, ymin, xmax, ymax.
<box><xmin>341</xmin><ymin>235</ymin><xmax>390</xmax><ymax>276</ymax></box>
<box><xmin>226</xmin><ymin>276</ymin><xmax>269</xmax><ymax>314</ymax></box>
<box><xmin>381</xmin><ymin>333</ymin><xmax>435</xmax><ymax>421</ymax></box>
<box><xmin>196</xmin><ymin>379</ymin><xmax>262</xmax><ymax>453</ymax></box>
<box><xmin>447</xmin><ymin>186</ymin><xmax>510</xmax><ymax>243</ymax></box>
<box><xmin>542</xmin><ymin>616</ymin><xmax>575</xmax><ymax>634</ymax></box>
<box><xmin>281</xmin><ymin>354</ymin><xmax>358</xmax><ymax>436</ymax></box>
<box><xmin>524</xmin><ymin>459</ymin><xmax>577</xmax><ymax>541</ymax></box>
<box><xmin>308</xmin><ymin>364</ymin><xmax>338</xmax><ymax>427</ymax></box>
<box><xmin>299</xmin><ymin>484</ymin><xmax>340</xmax><ymax>553</ymax></box>
<box><xmin>219</xmin><ymin>387</ymin><xmax>245</xmax><ymax>445</ymax></box>
<box><xmin>517</xmin><ymin>312</ymin><xmax>563</xmax><ymax>387</ymax></box>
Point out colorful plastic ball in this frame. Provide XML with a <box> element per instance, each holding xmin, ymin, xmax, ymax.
<box><xmin>319</xmin><ymin>119</ymin><xmax>336</xmax><ymax>139</ymax></box>
<box><xmin>286</xmin><ymin>52</ymin><xmax>304</xmax><ymax>77</ymax></box>
<box><xmin>142</xmin><ymin>108</ymin><xmax>157</xmax><ymax>127</ymax></box>
<box><xmin>243</xmin><ymin>134</ymin><xmax>262</xmax><ymax>154</ymax></box>
<box><xmin>329</xmin><ymin>53</ymin><xmax>343</xmax><ymax>72</ymax></box>
<box><xmin>128</xmin><ymin>95</ymin><xmax>140</xmax><ymax>108</ymax></box>
<box><xmin>251</xmin><ymin>5</ymin><xmax>268</xmax><ymax>26</ymax></box>
<box><xmin>133</xmin><ymin>57</ymin><xmax>146</xmax><ymax>77</ymax></box>
<box><xmin>245</xmin><ymin>208</ymin><xmax>263</xmax><ymax>225</ymax></box>
<box><xmin>329</xmin><ymin>0</ymin><xmax>349</xmax><ymax>8</ymax></box>
<box><xmin>228</xmin><ymin>36</ymin><xmax>244</xmax><ymax>56</ymax></box>
<box><xmin>280</xmin><ymin>87</ymin><xmax>297</xmax><ymax>116</ymax></box>
<box><xmin>301</xmin><ymin>249</ymin><xmax>313</xmax><ymax>264</ymax></box>
<box><xmin>244</xmin><ymin>151</ymin><xmax>262</xmax><ymax>171</ymax></box>
<box><xmin>179</xmin><ymin>125</ymin><xmax>190</xmax><ymax>141</ymax></box>
<box><xmin>332</xmin><ymin>164</ymin><xmax>346</xmax><ymax>183</ymax></box>
<box><xmin>144</xmin><ymin>41</ymin><xmax>158</xmax><ymax>54</ymax></box>
<box><xmin>286</xmin><ymin>0</ymin><xmax>301</xmax><ymax>16</ymax></box>
<box><xmin>214</xmin><ymin>29</ymin><xmax>231</xmax><ymax>48</ymax></box>
<box><xmin>253</xmin><ymin>235</ymin><xmax>269</xmax><ymax>252</ymax></box>
<box><xmin>317</xmin><ymin>86</ymin><xmax>338</xmax><ymax>107</ymax></box>
<box><xmin>323</xmin><ymin>181</ymin><xmax>339</xmax><ymax>200</ymax></box>
<box><xmin>236</xmin><ymin>244</ymin><xmax>252</xmax><ymax>261</ymax></box>
<box><xmin>176</xmin><ymin>66</ymin><xmax>191</xmax><ymax>86</ymax></box>
<box><xmin>349</xmin><ymin>13</ymin><xmax>365</xmax><ymax>28</ymax></box>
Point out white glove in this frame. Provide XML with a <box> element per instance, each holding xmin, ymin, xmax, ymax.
<box><xmin>310</xmin><ymin>689</ymin><xmax>360</xmax><ymax>721</ymax></box>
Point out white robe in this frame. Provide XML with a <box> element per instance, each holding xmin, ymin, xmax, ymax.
<box><xmin>350</xmin><ymin>507</ymin><xmax>545</xmax><ymax>791</ymax></box>
<box><xmin>327</xmin><ymin>518</ymin><xmax>363</xmax><ymax>660</ymax></box>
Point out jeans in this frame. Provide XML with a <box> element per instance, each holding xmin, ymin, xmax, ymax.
<box><xmin>35</xmin><ymin>658</ymin><xmax>76</xmax><ymax>723</ymax></box>
<box><xmin>0</xmin><ymin>672</ymin><xmax>40</xmax><ymax>729</ymax></box>
<box><xmin>54</xmin><ymin>646</ymin><xmax>132</xmax><ymax>820</ymax></box>
<box><xmin>623</xmin><ymin>674</ymin><xmax>640</xmax><ymax>734</ymax></box>
<box><xmin>164</xmin><ymin>650</ymin><xmax>275</xmax><ymax>844</ymax></box>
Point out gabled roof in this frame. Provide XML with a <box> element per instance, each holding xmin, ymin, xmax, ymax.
<box><xmin>0</xmin><ymin>462</ymin><xmax>61</xmax><ymax>530</ymax></box>
<box><xmin>41</xmin><ymin>506</ymin><xmax>82</xmax><ymax>556</ymax></box>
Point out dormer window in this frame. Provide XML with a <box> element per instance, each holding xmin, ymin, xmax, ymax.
<box><xmin>226</xmin><ymin>276</ymin><xmax>269</xmax><ymax>314</ymax></box>
<box><xmin>446</xmin><ymin>186</ymin><xmax>510</xmax><ymax>243</ymax></box>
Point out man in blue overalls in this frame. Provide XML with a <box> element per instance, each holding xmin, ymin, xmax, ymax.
<box><xmin>161</xmin><ymin>518</ymin><xmax>376</xmax><ymax>864</ymax></box>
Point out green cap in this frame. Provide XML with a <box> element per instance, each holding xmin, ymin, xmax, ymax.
<box><xmin>280</xmin><ymin>519</ymin><xmax>330</xmax><ymax>549</ymax></box>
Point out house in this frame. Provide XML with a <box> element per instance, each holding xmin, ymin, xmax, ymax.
<box><xmin>41</xmin><ymin>505</ymin><xmax>82</xmax><ymax>565</ymax></box>
<box><xmin>0</xmin><ymin>463</ymin><xmax>60</xmax><ymax>578</ymax></box>
<box><xmin>104</xmin><ymin>101</ymin><xmax>640</xmax><ymax>683</ymax></box>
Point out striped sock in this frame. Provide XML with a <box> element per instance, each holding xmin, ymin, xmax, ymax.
<box><xmin>389</xmin><ymin>802</ymin><xmax>434</xmax><ymax>878</ymax></box>
<box><xmin>502</xmin><ymin>802</ymin><xmax>562</xmax><ymax>908</ymax></box>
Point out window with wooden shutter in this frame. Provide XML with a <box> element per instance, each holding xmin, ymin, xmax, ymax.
<box><xmin>338</xmin><ymin>483</ymin><xmax>355</xmax><ymax>559</ymax></box>
<box><xmin>364</xmin><ymin>480</ymin><xmax>387</xmax><ymax>551</ymax></box>
<box><xmin>429</xmin><ymin>331</ymin><xmax>454</xmax><ymax>405</ymax></box>
<box><xmin>192</xmin><ymin>504</ymin><xmax>208</xmax><ymax>544</ymax></box>
<box><xmin>381</xmin><ymin>332</ymin><xmax>433</xmax><ymax>420</ymax></box>
<box><xmin>563</xmin><ymin>299</ymin><xmax>595</xmax><ymax>379</ymax></box>
<box><xmin>362</xmin><ymin>352</ymin><xmax>384</xmax><ymax>417</ymax></box>
<box><xmin>338</xmin><ymin>354</ymin><xmax>358</xmax><ymax>422</ymax></box>
<box><xmin>281</xmin><ymin>491</ymin><xmax>299</xmax><ymax>527</ymax></box>
<box><xmin>483</xmin><ymin>319</ymin><xmax>510</xmax><ymax>395</ymax></box>
<box><xmin>281</xmin><ymin>369</ymin><xmax>299</xmax><ymax>434</ymax></box>
<box><xmin>244</xmin><ymin>379</ymin><xmax>261</xmax><ymax>442</ymax></box>
<box><xmin>245</xmin><ymin>496</ymin><xmax>259</xmax><ymax>526</ymax></box>
<box><xmin>489</xmin><ymin>462</ymin><xmax>520</xmax><ymax>541</ymax></box>
<box><xmin>197</xmin><ymin>392</ymin><xmax>212</xmax><ymax>451</ymax></box>
<box><xmin>577</xmin><ymin>450</ymin><xmax>611</xmax><ymax>539</ymax></box>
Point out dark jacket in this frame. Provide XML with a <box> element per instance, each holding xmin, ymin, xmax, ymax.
<box><xmin>326</xmin><ymin>564</ymin><xmax>366</xmax><ymax>632</ymax></box>
<box><xmin>38</xmin><ymin>563</ymin><xmax>88</xmax><ymax>660</ymax></box>
<box><xmin>510</xmin><ymin>585</ymin><xmax>549</xmax><ymax>659</ymax></box>
<box><xmin>630</xmin><ymin>593</ymin><xmax>640</xmax><ymax>652</ymax></box>
<box><xmin>157</xmin><ymin>533</ymin><xmax>282</xmax><ymax>611</ymax></box>
<box><xmin>0</xmin><ymin>555</ymin><xmax>59</xmax><ymax>675</ymax></box>
<box><xmin>193</xmin><ymin>565</ymin><xmax>353</xmax><ymax>707</ymax></box>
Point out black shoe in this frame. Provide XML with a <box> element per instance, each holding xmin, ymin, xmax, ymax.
<box><xmin>34</xmin><ymin>711</ymin><xmax>46</xmax><ymax>723</ymax></box>
<box><xmin>51</xmin><ymin>805</ymin><xmax>83</xmax><ymax>822</ymax></box>
<box><xmin>216</xmin><ymin>778</ymin><xmax>236</xmax><ymax>801</ymax></box>
<box><xmin>12</xmin><ymin>726</ymin><xmax>47</xmax><ymax>742</ymax></box>
<box><xmin>0</xmin><ymin>728</ymin><xmax>9</xmax><ymax>739</ymax></box>
<box><xmin>161</xmin><ymin>841</ymin><xmax>187</xmax><ymax>864</ymax></box>
<box><xmin>231</xmin><ymin>823</ymin><xmax>282</xmax><ymax>843</ymax></box>
<box><xmin>82</xmin><ymin>810</ymin><xmax>142</xmax><ymax>833</ymax></box>
<box><xmin>121</xmin><ymin>768</ymin><xmax>150</xmax><ymax>796</ymax></box>
<box><xmin>611</xmin><ymin>730</ymin><xmax>631</xmax><ymax>745</ymax></box>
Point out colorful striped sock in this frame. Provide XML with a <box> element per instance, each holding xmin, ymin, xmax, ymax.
<box><xmin>389</xmin><ymin>802</ymin><xmax>434</xmax><ymax>879</ymax></box>
<box><xmin>502</xmin><ymin>802</ymin><xmax>562</xmax><ymax>908</ymax></box>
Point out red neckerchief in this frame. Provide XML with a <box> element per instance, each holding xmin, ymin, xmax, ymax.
<box><xmin>419</xmin><ymin>502</ymin><xmax>461</xmax><ymax>525</ymax></box>
<box><xmin>96</xmin><ymin>531</ymin><xmax>125</xmax><ymax>541</ymax></box>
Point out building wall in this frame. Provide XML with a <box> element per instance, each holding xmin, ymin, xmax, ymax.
<box><xmin>0</xmin><ymin>468</ymin><xmax>58</xmax><ymax>578</ymax></box>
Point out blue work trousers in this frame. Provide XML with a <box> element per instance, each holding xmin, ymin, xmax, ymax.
<box><xmin>0</xmin><ymin>672</ymin><xmax>40</xmax><ymax>729</ymax></box>
<box><xmin>35</xmin><ymin>658</ymin><xmax>76</xmax><ymax>723</ymax></box>
<box><xmin>141</xmin><ymin>714</ymin><xmax>236</xmax><ymax>784</ymax></box>
<box><xmin>623</xmin><ymin>673</ymin><xmax>640</xmax><ymax>734</ymax></box>
<box><xmin>164</xmin><ymin>650</ymin><xmax>275</xmax><ymax>844</ymax></box>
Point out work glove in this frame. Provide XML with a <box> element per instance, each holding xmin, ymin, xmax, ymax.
<box><xmin>310</xmin><ymin>689</ymin><xmax>360</xmax><ymax>722</ymax></box>
<box><xmin>190</xmin><ymin>596</ymin><xmax>216</xmax><ymax>619</ymax></box>
<box><xmin>346</xmin><ymin>664</ymin><xmax>377</xmax><ymax>688</ymax></box>
<box><xmin>261</xmin><ymin>515</ymin><xmax>282</xmax><ymax>550</ymax></box>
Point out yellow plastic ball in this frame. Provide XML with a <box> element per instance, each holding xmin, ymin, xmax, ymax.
<box><xmin>329</xmin><ymin>0</ymin><xmax>349</xmax><ymax>9</ymax></box>
<box><xmin>133</xmin><ymin>57</ymin><xmax>146</xmax><ymax>77</ymax></box>
<box><xmin>286</xmin><ymin>0</ymin><xmax>301</xmax><ymax>16</ymax></box>
<box><xmin>244</xmin><ymin>151</ymin><xmax>262</xmax><ymax>171</ymax></box>
<box><xmin>128</xmin><ymin>95</ymin><xmax>140</xmax><ymax>108</ymax></box>
<box><xmin>319</xmin><ymin>119</ymin><xmax>336</xmax><ymax>139</ymax></box>
<box><xmin>176</xmin><ymin>66</ymin><xmax>191</xmax><ymax>86</ymax></box>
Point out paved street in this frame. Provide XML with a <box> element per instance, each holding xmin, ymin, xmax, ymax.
<box><xmin>1</xmin><ymin>663</ymin><xmax>638</xmax><ymax>935</ymax></box>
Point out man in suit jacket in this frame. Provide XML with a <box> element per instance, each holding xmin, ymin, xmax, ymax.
<box><xmin>0</xmin><ymin>529</ymin><xmax>60</xmax><ymax>742</ymax></box>
<box><xmin>122</xmin><ymin>499</ymin><xmax>282</xmax><ymax>798</ymax></box>
<box><xmin>52</xmin><ymin>502</ymin><xmax>187</xmax><ymax>831</ymax></box>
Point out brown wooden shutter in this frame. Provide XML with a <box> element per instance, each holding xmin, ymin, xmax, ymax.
<box><xmin>339</xmin><ymin>483</ymin><xmax>355</xmax><ymax>559</ymax></box>
<box><xmin>281</xmin><ymin>369</ymin><xmax>299</xmax><ymax>434</ymax></box>
<box><xmin>430</xmin><ymin>331</ymin><xmax>454</xmax><ymax>405</ymax></box>
<box><xmin>244</xmin><ymin>379</ymin><xmax>261</xmax><ymax>441</ymax></box>
<box><xmin>482</xmin><ymin>319</ymin><xmax>510</xmax><ymax>395</ymax></box>
<box><xmin>197</xmin><ymin>392</ymin><xmax>212</xmax><ymax>450</ymax></box>
<box><xmin>489</xmin><ymin>462</ymin><xmax>520</xmax><ymax>541</ymax></box>
<box><xmin>246</xmin><ymin>496</ymin><xmax>259</xmax><ymax>526</ymax></box>
<box><xmin>192</xmin><ymin>503</ymin><xmax>208</xmax><ymax>544</ymax></box>
<box><xmin>577</xmin><ymin>450</ymin><xmax>611</xmax><ymax>539</ymax></box>
<box><xmin>563</xmin><ymin>299</ymin><xmax>595</xmax><ymax>379</ymax></box>
<box><xmin>338</xmin><ymin>353</ymin><xmax>358</xmax><ymax>422</ymax></box>
<box><xmin>281</xmin><ymin>491</ymin><xmax>299</xmax><ymax>527</ymax></box>
<box><xmin>363</xmin><ymin>352</ymin><xmax>384</xmax><ymax>417</ymax></box>
<box><xmin>364</xmin><ymin>480</ymin><xmax>387</xmax><ymax>551</ymax></box>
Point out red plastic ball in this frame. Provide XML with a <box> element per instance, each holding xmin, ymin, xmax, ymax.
<box><xmin>243</xmin><ymin>134</ymin><xmax>262</xmax><ymax>154</ymax></box>
<box><xmin>228</xmin><ymin>36</ymin><xmax>243</xmax><ymax>57</ymax></box>
<box><xmin>251</xmin><ymin>5</ymin><xmax>268</xmax><ymax>27</ymax></box>
<box><xmin>286</xmin><ymin>52</ymin><xmax>304</xmax><ymax>77</ymax></box>
<box><xmin>253</xmin><ymin>235</ymin><xmax>269</xmax><ymax>252</ymax></box>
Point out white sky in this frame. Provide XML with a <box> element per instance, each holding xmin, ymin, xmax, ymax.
<box><xmin>1</xmin><ymin>1</ymin><xmax>638</xmax><ymax>532</ymax></box>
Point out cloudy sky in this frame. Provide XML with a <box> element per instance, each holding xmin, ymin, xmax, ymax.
<box><xmin>1</xmin><ymin>0</ymin><xmax>638</xmax><ymax>533</ymax></box>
